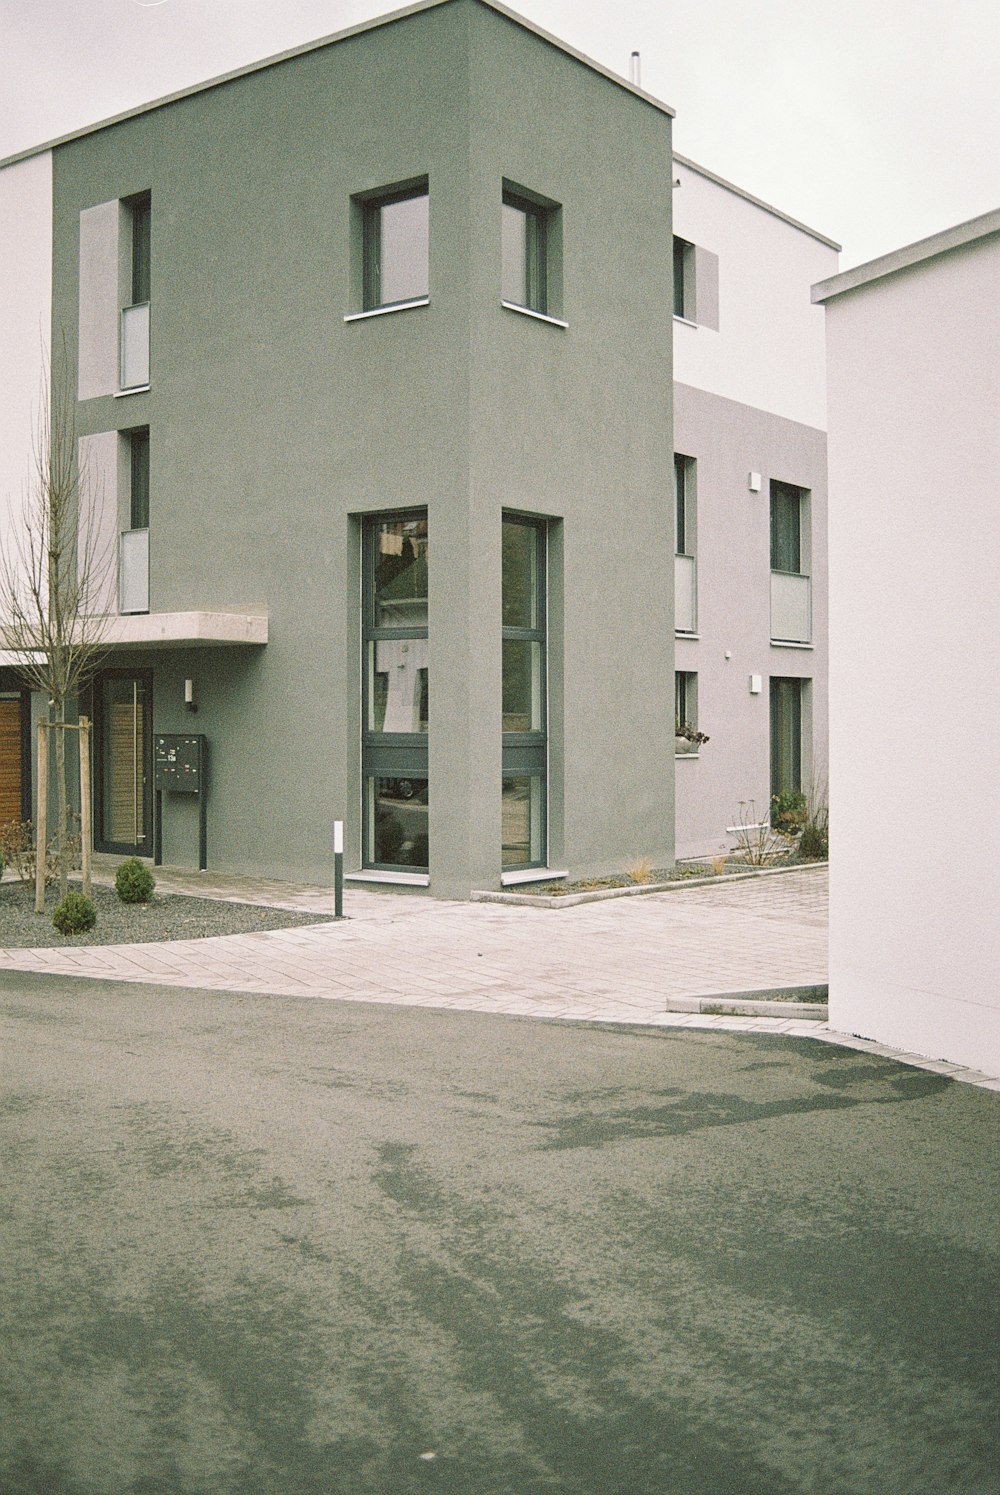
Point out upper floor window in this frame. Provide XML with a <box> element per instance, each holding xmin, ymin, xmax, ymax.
<box><xmin>770</xmin><ymin>481</ymin><xmax>812</xmax><ymax>644</ymax></box>
<box><xmin>673</xmin><ymin>234</ymin><xmax>719</xmax><ymax>330</ymax></box>
<box><xmin>673</xmin><ymin>236</ymin><xmax>693</xmax><ymax>319</ymax></box>
<box><xmin>130</xmin><ymin>196</ymin><xmax>151</xmax><ymax>306</ymax></box>
<box><xmin>674</xmin><ymin>454</ymin><xmax>697</xmax><ymax>635</ymax></box>
<box><xmin>120</xmin><ymin>193</ymin><xmax>151</xmax><ymax>389</ymax></box>
<box><xmin>501</xmin><ymin>182</ymin><xmax>563</xmax><ymax>321</ymax></box>
<box><xmin>361</xmin><ymin>183</ymin><xmax>429</xmax><ymax>311</ymax></box>
<box><xmin>770</xmin><ymin>481</ymin><xmax>804</xmax><ymax>574</ymax></box>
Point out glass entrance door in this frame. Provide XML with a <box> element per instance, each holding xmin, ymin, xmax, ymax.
<box><xmin>97</xmin><ymin>672</ymin><xmax>151</xmax><ymax>852</ymax></box>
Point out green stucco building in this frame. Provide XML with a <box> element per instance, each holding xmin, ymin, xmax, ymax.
<box><xmin>7</xmin><ymin>0</ymin><xmax>677</xmax><ymax>895</ymax></box>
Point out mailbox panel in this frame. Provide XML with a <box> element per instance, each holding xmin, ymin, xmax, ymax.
<box><xmin>154</xmin><ymin>734</ymin><xmax>206</xmax><ymax>794</ymax></box>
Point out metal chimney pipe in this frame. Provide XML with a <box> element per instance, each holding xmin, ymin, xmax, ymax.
<box><xmin>629</xmin><ymin>50</ymin><xmax>641</xmax><ymax>86</ymax></box>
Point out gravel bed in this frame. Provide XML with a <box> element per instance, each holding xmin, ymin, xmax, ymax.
<box><xmin>0</xmin><ymin>880</ymin><xmax>330</xmax><ymax>948</ymax></box>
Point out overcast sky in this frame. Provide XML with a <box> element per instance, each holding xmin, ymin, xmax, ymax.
<box><xmin>1</xmin><ymin>0</ymin><xmax>998</xmax><ymax>268</ymax></box>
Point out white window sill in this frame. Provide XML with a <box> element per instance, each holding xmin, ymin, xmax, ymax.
<box><xmin>673</xmin><ymin>314</ymin><xmax>699</xmax><ymax>328</ymax></box>
<box><xmin>675</xmin><ymin>752</ymin><xmax>700</xmax><ymax>760</ymax></box>
<box><xmin>114</xmin><ymin>385</ymin><xmax>150</xmax><ymax>398</ymax></box>
<box><xmin>501</xmin><ymin>301</ymin><xmax>568</xmax><ymax>330</ymax></box>
<box><xmin>675</xmin><ymin>631</ymin><xmax>700</xmax><ymax>640</ymax></box>
<box><xmin>770</xmin><ymin>639</ymin><xmax>814</xmax><ymax>649</ymax></box>
<box><xmin>500</xmin><ymin>866</ymin><xmax>568</xmax><ymax>887</ymax></box>
<box><xmin>344</xmin><ymin>869</ymin><xmax>429</xmax><ymax>887</ymax></box>
<box><xmin>344</xmin><ymin>297</ymin><xmax>429</xmax><ymax>323</ymax></box>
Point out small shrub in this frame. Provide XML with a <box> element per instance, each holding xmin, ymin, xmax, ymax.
<box><xmin>115</xmin><ymin>857</ymin><xmax>156</xmax><ymax>904</ymax></box>
<box><xmin>0</xmin><ymin>817</ymin><xmax>81</xmax><ymax>886</ymax></box>
<box><xmin>52</xmin><ymin>891</ymin><xmax>97</xmax><ymax>936</ymax></box>
<box><xmin>799</xmin><ymin>821</ymin><xmax>829</xmax><ymax>860</ymax></box>
<box><xmin>771</xmin><ymin>790</ymin><xmax>807</xmax><ymax>835</ymax></box>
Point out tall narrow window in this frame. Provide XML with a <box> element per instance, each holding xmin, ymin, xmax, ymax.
<box><xmin>770</xmin><ymin>482</ymin><xmax>802</xmax><ymax>574</ymax></box>
<box><xmin>129</xmin><ymin>428</ymin><xmax>150</xmax><ymax>529</ymax></box>
<box><xmin>362</xmin><ymin>513</ymin><xmax>429</xmax><ymax>871</ymax></box>
<box><xmin>362</xmin><ymin>185</ymin><xmax>429</xmax><ymax>311</ymax></box>
<box><xmin>120</xmin><ymin>428</ymin><xmax>150</xmax><ymax>614</ymax></box>
<box><xmin>770</xmin><ymin>480</ymin><xmax>812</xmax><ymax>644</ymax></box>
<box><xmin>131</xmin><ymin>197</ymin><xmax>151</xmax><ymax>305</ymax></box>
<box><xmin>674</xmin><ymin>453</ymin><xmax>697</xmax><ymax>635</ymax></box>
<box><xmin>673</xmin><ymin>236</ymin><xmax>693</xmax><ymax>318</ymax></box>
<box><xmin>502</xmin><ymin>516</ymin><xmax>546</xmax><ymax>869</ymax></box>
<box><xmin>770</xmin><ymin>677</ymin><xmax>803</xmax><ymax>799</ymax></box>
<box><xmin>120</xmin><ymin>193</ymin><xmax>151</xmax><ymax>389</ymax></box>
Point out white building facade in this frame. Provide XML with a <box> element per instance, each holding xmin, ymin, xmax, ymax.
<box><xmin>673</xmin><ymin>155</ymin><xmax>838</xmax><ymax>858</ymax></box>
<box><xmin>814</xmin><ymin>209</ymin><xmax>1000</xmax><ymax>1075</ymax></box>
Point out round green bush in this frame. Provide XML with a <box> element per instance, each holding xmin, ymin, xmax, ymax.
<box><xmin>115</xmin><ymin>857</ymin><xmax>156</xmax><ymax>904</ymax></box>
<box><xmin>52</xmin><ymin>891</ymin><xmax>97</xmax><ymax>936</ymax></box>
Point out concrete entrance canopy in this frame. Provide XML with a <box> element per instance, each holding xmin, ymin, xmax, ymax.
<box><xmin>98</xmin><ymin>611</ymin><xmax>268</xmax><ymax>649</ymax></box>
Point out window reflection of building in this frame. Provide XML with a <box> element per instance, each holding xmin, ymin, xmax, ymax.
<box><xmin>372</xmin><ymin>637</ymin><xmax>429</xmax><ymax>732</ymax></box>
<box><xmin>363</xmin><ymin>513</ymin><xmax>430</xmax><ymax>870</ymax></box>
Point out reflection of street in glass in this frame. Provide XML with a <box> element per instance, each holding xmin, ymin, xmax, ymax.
<box><xmin>375</xmin><ymin>781</ymin><xmax>428</xmax><ymax>867</ymax></box>
<box><xmin>502</xmin><ymin>776</ymin><xmax>531</xmax><ymax>866</ymax></box>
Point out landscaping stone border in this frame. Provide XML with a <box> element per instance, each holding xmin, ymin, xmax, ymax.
<box><xmin>473</xmin><ymin>859</ymin><xmax>828</xmax><ymax>909</ymax></box>
<box><xmin>666</xmin><ymin>985</ymin><xmax>829</xmax><ymax>1020</ymax></box>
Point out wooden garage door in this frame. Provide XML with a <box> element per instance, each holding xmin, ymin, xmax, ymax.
<box><xmin>0</xmin><ymin>697</ymin><xmax>23</xmax><ymax>828</ymax></box>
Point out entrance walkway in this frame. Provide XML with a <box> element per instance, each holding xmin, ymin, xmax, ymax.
<box><xmin>1</xmin><ymin>865</ymin><xmax>995</xmax><ymax>1088</ymax></box>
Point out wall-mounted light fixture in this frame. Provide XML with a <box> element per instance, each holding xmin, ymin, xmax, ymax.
<box><xmin>184</xmin><ymin>678</ymin><xmax>197</xmax><ymax>713</ymax></box>
<box><xmin>749</xmin><ymin>674</ymin><xmax>762</xmax><ymax>695</ymax></box>
<box><xmin>748</xmin><ymin>472</ymin><xmax>761</xmax><ymax>493</ymax></box>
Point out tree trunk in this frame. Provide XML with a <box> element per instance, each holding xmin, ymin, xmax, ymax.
<box><xmin>53</xmin><ymin>707</ymin><xmax>69</xmax><ymax>900</ymax></box>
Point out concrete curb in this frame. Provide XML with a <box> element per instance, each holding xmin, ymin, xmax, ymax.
<box><xmin>667</xmin><ymin>984</ymin><xmax>829</xmax><ymax>1020</ymax></box>
<box><xmin>473</xmin><ymin>860</ymin><xmax>828</xmax><ymax>909</ymax></box>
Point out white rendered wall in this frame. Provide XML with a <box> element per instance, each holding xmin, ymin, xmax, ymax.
<box><xmin>825</xmin><ymin>235</ymin><xmax>1000</xmax><ymax>1075</ymax></box>
<box><xmin>0</xmin><ymin>152</ymin><xmax>52</xmax><ymax>630</ymax></box>
<box><xmin>673</xmin><ymin>160</ymin><xmax>837</xmax><ymax>430</ymax></box>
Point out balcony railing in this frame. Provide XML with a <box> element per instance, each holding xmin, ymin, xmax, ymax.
<box><xmin>120</xmin><ymin>302</ymin><xmax>150</xmax><ymax>389</ymax></box>
<box><xmin>119</xmin><ymin>529</ymin><xmax>149</xmax><ymax>615</ymax></box>
<box><xmin>674</xmin><ymin>552</ymin><xmax>697</xmax><ymax>634</ymax></box>
<box><xmin>770</xmin><ymin>570</ymin><xmax>811</xmax><ymax>644</ymax></box>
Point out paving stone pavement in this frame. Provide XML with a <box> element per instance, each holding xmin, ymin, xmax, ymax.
<box><xmin>2</xmin><ymin>864</ymin><xmax>996</xmax><ymax>1090</ymax></box>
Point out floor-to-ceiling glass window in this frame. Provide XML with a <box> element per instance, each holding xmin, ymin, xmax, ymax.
<box><xmin>362</xmin><ymin>513</ymin><xmax>429</xmax><ymax>870</ymax></box>
<box><xmin>502</xmin><ymin>516</ymin><xmax>546</xmax><ymax>868</ymax></box>
<box><xmin>95</xmin><ymin>670</ymin><xmax>152</xmax><ymax>852</ymax></box>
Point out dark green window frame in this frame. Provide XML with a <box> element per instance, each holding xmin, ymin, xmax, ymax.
<box><xmin>361</xmin><ymin>511</ymin><xmax>429</xmax><ymax>872</ymax></box>
<box><xmin>673</xmin><ymin>236</ymin><xmax>693</xmax><ymax>319</ymax></box>
<box><xmin>128</xmin><ymin>427</ymin><xmax>150</xmax><ymax>530</ymax></box>
<box><xmin>675</xmin><ymin>452</ymin><xmax>695</xmax><ymax>556</ymax></box>
<box><xmin>770</xmin><ymin>676</ymin><xmax>803</xmax><ymax>799</ymax></box>
<box><xmin>130</xmin><ymin>195</ymin><xmax>151</xmax><ymax>307</ymax></box>
<box><xmin>502</xmin><ymin>189</ymin><xmax>549</xmax><ymax>315</ymax></box>
<box><xmin>361</xmin><ymin>183</ymin><xmax>429</xmax><ymax>312</ymax></box>
<box><xmin>770</xmin><ymin>480</ymin><xmax>804</xmax><ymax>575</ymax></box>
<box><xmin>502</xmin><ymin>515</ymin><xmax>547</xmax><ymax>869</ymax></box>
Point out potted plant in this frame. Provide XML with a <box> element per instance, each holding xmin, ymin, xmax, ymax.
<box><xmin>675</xmin><ymin>722</ymin><xmax>710</xmax><ymax>756</ymax></box>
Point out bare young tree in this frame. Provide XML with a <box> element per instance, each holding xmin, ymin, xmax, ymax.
<box><xmin>0</xmin><ymin>344</ymin><xmax>114</xmax><ymax>898</ymax></box>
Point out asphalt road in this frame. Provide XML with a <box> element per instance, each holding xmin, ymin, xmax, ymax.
<box><xmin>2</xmin><ymin>971</ymin><xmax>998</xmax><ymax>1495</ymax></box>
